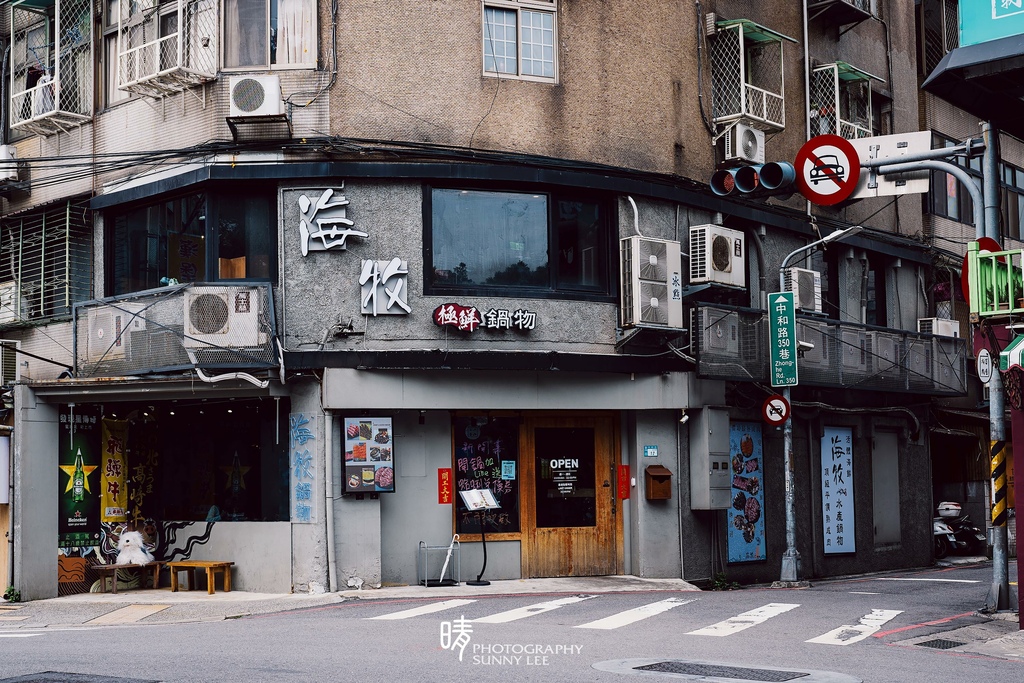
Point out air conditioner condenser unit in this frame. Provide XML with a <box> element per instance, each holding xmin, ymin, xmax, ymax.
<box><xmin>184</xmin><ymin>286</ymin><xmax>266</xmax><ymax>348</ymax></box>
<box><xmin>228</xmin><ymin>75</ymin><xmax>284</xmax><ymax>117</ymax></box>
<box><xmin>917</xmin><ymin>317</ymin><xmax>960</xmax><ymax>338</ymax></box>
<box><xmin>784</xmin><ymin>267</ymin><xmax>822</xmax><ymax>313</ymax></box>
<box><xmin>721</xmin><ymin>122</ymin><xmax>765</xmax><ymax>165</ymax></box>
<box><xmin>620</xmin><ymin>236</ymin><xmax>684</xmax><ymax>329</ymax></box>
<box><xmin>689</xmin><ymin>225</ymin><xmax>746</xmax><ymax>288</ymax></box>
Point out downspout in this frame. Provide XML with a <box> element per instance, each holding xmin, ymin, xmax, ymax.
<box><xmin>802</xmin><ymin>0</ymin><xmax>813</xmax><ymax>221</ymax></box>
<box><xmin>324</xmin><ymin>412</ymin><xmax>337</xmax><ymax>592</ymax></box>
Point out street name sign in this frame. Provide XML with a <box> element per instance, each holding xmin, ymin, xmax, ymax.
<box><xmin>769</xmin><ymin>292</ymin><xmax>798</xmax><ymax>387</ymax></box>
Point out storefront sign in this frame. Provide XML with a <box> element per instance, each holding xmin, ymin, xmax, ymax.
<box><xmin>643</xmin><ymin>445</ymin><xmax>658</xmax><ymax>458</ymax></box>
<box><xmin>289</xmin><ymin>413</ymin><xmax>318</xmax><ymax>523</ymax></box>
<box><xmin>434</xmin><ymin>303</ymin><xmax>482</xmax><ymax>332</ymax></box>
<box><xmin>550</xmin><ymin>458</ymin><xmax>579</xmax><ymax>495</ymax></box>
<box><xmin>618</xmin><ymin>464</ymin><xmax>631</xmax><ymax>500</ymax></box>
<box><xmin>438</xmin><ymin>468</ymin><xmax>453</xmax><ymax>504</ymax></box>
<box><xmin>100</xmin><ymin>418</ymin><xmax>128</xmax><ymax>523</ymax></box>
<box><xmin>343</xmin><ymin>417</ymin><xmax>395</xmax><ymax>494</ymax></box>
<box><xmin>58</xmin><ymin>405</ymin><xmax>101</xmax><ymax>548</ymax></box>
<box><xmin>727</xmin><ymin>422</ymin><xmax>765</xmax><ymax>563</ymax></box>
<box><xmin>297</xmin><ymin>187</ymin><xmax>368</xmax><ymax>256</ymax></box>
<box><xmin>482</xmin><ymin>307</ymin><xmax>537</xmax><ymax>330</ymax></box>
<box><xmin>434</xmin><ymin>303</ymin><xmax>538</xmax><ymax>332</ymax></box>
<box><xmin>360</xmin><ymin>258</ymin><xmax>411</xmax><ymax>316</ymax></box>
<box><xmin>821</xmin><ymin>426</ymin><xmax>856</xmax><ymax>554</ymax></box>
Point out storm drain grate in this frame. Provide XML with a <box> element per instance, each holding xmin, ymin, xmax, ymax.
<box><xmin>916</xmin><ymin>639</ymin><xmax>966</xmax><ymax>650</ymax></box>
<box><xmin>0</xmin><ymin>674</ymin><xmax>159</xmax><ymax>683</ymax></box>
<box><xmin>634</xmin><ymin>662</ymin><xmax>810</xmax><ymax>681</ymax></box>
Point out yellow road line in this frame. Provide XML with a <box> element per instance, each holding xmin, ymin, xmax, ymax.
<box><xmin>86</xmin><ymin>604</ymin><xmax>171</xmax><ymax>625</ymax></box>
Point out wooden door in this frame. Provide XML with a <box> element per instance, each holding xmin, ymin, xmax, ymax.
<box><xmin>522</xmin><ymin>415</ymin><xmax>618</xmax><ymax>577</ymax></box>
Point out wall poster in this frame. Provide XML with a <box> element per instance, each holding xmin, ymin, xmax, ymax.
<box><xmin>58</xmin><ymin>404</ymin><xmax>102</xmax><ymax>548</ymax></box>
<box><xmin>821</xmin><ymin>426</ymin><xmax>856</xmax><ymax>554</ymax></box>
<box><xmin>727</xmin><ymin>421</ymin><xmax>766</xmax><ymax>563</ymax></box>
<box><xmin>100</xmin><ymin>418</ymin><xmax>128</xmax><ymax>523</ymax></box>
<box><xmin>453</xmin><ymin>416</ymin><xmax>519</xmax><ymax>534</ymax></box>
<box><xmin>343</xmin><ymin>417</ymin><xmax>395</xmax><ymax>493</ymax></box>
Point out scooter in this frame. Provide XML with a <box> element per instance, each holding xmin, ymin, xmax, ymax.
<box><xmin>937</xmin><ymin>502</ymin><xmax>988</xmax><ymax>555</ymax></box>
<box><xmin>933</xmin><ymin>517</ymin><xmax>959</xmax><ymax>559</ymax></box>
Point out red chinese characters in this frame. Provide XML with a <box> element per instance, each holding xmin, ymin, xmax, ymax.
<box><xmin>433</xmin><ymin>303</ymin><xmax>482</xmax><ymax>332</ymax></box>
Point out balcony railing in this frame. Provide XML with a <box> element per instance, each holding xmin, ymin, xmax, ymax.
<box><xmin>690</xmin><ymin>304</ymin><xmax>968</xmax><ymax>395</ymax></box>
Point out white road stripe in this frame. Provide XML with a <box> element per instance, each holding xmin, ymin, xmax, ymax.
<box><xmin>806</xmin><ymin>609</ymin><xmax>903</xmax><ymax>645</ymax></box>
<box><xmin>575</xmin><ymin>597</ymin><xmax>697</xmax><ymax>630</ymax></box>
<box><xmin>0</xmin><ymin>633</ymin><xmax>41</xmax><ymax>638</ymax></box>
<box><xmin>473</xmin><ymin>595</ymin><xmax>596</xmax><ymax>624</ymax></box>
<box><xmin>687</xmin><ymin>603</ymin><xmax>800</xmax><ymax>636</ymax></box>
<box><xmin>872</xmin><ymin>578</ymin><xmax>979</xmax><ymax>584</ymax></box>
<box><xmin>369</xmin><ymin>599</ymin><xmax>477</xmax><ymax>620</ymax></box>
<box><xmin>849</xmin><ymin>591</ymin><xmax>880</xmax><ymax>595</ymax></box>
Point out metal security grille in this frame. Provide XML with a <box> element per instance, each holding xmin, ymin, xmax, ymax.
<box><xmin>0</xmin><ymin>198</ymin><xmax>93</xmax><ymax>326</ymax></box>
<box><xmin>118</xmin><ymin>0</ymin><xmax>218</xmax><ymax>97</ymax></box>
<box><xmin>708</xmin><ymin>21</ymin><xmax>785</xmax><ymax>131</ymax></box>
<box><xmin>920</xmin><ymin>0</ymin><xmax>959</xmax><ymax>77</ymax></box>
<box><xmin>689</xmin><ymin>304</ymin><xmax>968</xmax><ymax>395</ymax></box>
<box><xmin>810</xmin><ymin>64</ymin><xmax>872</xmax><ymax>140</ymax></box>
<box><xmin>9</xmin><ymin>0</ymin><xmax>93</xmax><ymax>136</ymax></box>
<box><xmin>635</xmin><ymin>661</ymin><xmax>810</xmax><ymax>681</ymax></box>
<box><xmin>74</xmin><ymin>283</ymin><xmax>278</xmax><ymax>378</ymax></box>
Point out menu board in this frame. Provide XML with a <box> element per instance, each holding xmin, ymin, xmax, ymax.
<box><xmin>453</xmin><ymin>416</ymin><xmax>519</xmax><ymax>534</ymax></box>
<box><xmin>343</xmin><ymin>417</ymin><xmax>395</xmax><ymax>493</ymax></box>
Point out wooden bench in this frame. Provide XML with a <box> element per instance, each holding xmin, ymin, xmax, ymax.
<box><xmin>94</xmin><ymin>561</ymin><xmax>164</xmax><ymax>594</ymax></box>
<box><xmin>167</xmin><ymin>560</ymin><xmax>235</xmax><ymax>595</ymax></box>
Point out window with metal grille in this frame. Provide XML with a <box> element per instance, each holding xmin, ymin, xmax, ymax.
<box><xmin>482</xmin><ymin>0</ymin><xmax>557</xmax><ymax>81</ymax></box>
<box><xmin>0</xmin><ymin>198</ymin><xmax>93</xmax><ymax>325</ymax></box>
<box><xmin>917</xmin><ymin>0</ymin><xmax>959</xmax><ymax>78</ymax></box>
<box><xmin>810</xmin><ymin>63</ymin><xmax>877</xmax><ymax>140</ymax></box>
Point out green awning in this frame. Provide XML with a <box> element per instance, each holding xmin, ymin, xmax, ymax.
<box><xmin>1000</xmin><ymin>335</ymin><xmax>1024</xmax><ymax>372</ymax></box>
<box><xmin>716</xmin><ymin>18</ymin><xmax>798</xmax><ymax>44</ymax></box>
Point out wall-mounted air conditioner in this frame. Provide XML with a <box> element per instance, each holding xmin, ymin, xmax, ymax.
<box><xmin>691</xmin><ymin>308</ymin><xmax>739</xmax><ymax>356</ymax></box>
<box><xmin>228</xmin><ymin>75</ymin><xmax>284</xmax><ymax>117</ymax></box>
<box><xmin>0</xmin><ymin>146</ymin><xmax>18</xmax><ymax>182</ymax></box>
<box><xmin>87</xmin><ymin>303</ymin><xmax>146</xmax><ymax>362</ymax></box>
<box><xmin>867</xmin><ymin>331</ymin><xmax>900</xmax><ymax>380</ymax></box>
<box><xmin>620</xmin><ymin>236</ymin><xmax>684</xmax><ymax>329</ymax></box>
<box><xmin>917</xmin><ymin>317</ymin><xmax>960</xmax><ymax>338</ymax></box>
<box><xmin>689</xmin><ymin>224</ymin><xmax>746</xmax><ymax>288</ymax></box>
<box><xmin>840</xmin><ymin>329</ymin><xmax>868</xmax><ymax>377</ymax></box>
<box><xmin>184</xmin><ymin>286</ymin><xmax>266</xmax><ymax>348</ymax></box>
<box><xmin>784</xmin><ymin>267</ymin><xmax>823</xmax><ymax>313</ymax></box>
<box><xmin>796</xmin><ymin>319</ymin><xmax>830</xmax><ymax>371</ymax></box>
<box><xmin>722</xmin><ymin>122</ymin><xmax>765</xmax><ymax>165</ymax></box>
<box><xmin>0</xmin><ymin>283</ymin><xmax>21</xmax><ymax>324</ymax></box>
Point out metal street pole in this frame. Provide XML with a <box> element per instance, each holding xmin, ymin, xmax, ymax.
<box><xmin>777</xmin><ymin>225</ymin><xmax>863</xmax><ymax>584</ymax></box>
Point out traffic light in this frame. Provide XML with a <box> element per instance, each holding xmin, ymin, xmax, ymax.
<box><xmin>710</xmin><ymin>161</ymin><xmax>797</xmax><ymax>198</ymax></box>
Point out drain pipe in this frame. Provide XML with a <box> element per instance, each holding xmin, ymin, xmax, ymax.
<box><xmin>802</xmin><ymin>0</ymin><xmax>813</xmax><ymax>220</ymax></box>
<box><xmin>324</xmin><ymin>412</ymin><xmax>338</xmax><ymax>592</ymax></box>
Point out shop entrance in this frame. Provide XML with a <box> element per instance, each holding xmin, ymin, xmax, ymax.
<box><xmin>521</xmin><ymin>415</ymin><xmax>618</xmax><ymax>577</ymax></box>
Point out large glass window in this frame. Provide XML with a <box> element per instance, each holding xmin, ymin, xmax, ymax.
<box><xmin>108</xmin><ymin>188</ymin><xmax>276</xmax><ymax>295</ymax></box>
<box><xmin>224</xmin><ymin>0</ymin><xmax>316</xmax><ymax>68</ymax></box>
<box><xmin>428</xmin><ymin>187</ymin><xmax>611</xmax><ymax>297</ymax></box>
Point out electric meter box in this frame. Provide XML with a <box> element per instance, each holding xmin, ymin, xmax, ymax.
<box><xmin>689</xmin><ymin>406</ymin><xmax>731</xmax><ymax>510</ymax></box>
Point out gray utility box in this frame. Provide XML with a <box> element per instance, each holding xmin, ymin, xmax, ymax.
<box><xmin>689</xmin><ymin>406</ymin><xmax>731</xmax><ymax>509</ymax></box>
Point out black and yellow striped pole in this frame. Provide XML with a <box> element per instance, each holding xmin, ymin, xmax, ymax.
<box><xmin>986</xmin><ymin>366</ymin><xmax>1009</xmax><ymax>612</ymax></box>
<box><xmin>991</xmin><ymin>440</ymin><xmax>1008</xmax><ymax>528</ymax></box>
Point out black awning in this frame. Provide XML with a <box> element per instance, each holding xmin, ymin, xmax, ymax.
<box><xmin>922</xmin><ymin>33</ymin><xmax>1024</xmax><ymax>139</ymax></box>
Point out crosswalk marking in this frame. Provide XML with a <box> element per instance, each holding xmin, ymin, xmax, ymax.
<box><xmin>369</xmin><ymin>599</ymin><xmax>477</xmax><ymax>620</ymax></box>
<box><xmin>473</xmin><ymin>595</ymin><xmax>596</xmax><ymax>624</ymax></box>
<box><xmin>806</xmin><ymin>609</ymin><xmax>903</xmax><ymax>645</ymax></box>
<box><xmin>85</xmin><ymin>604</ymin><xmax>170</xmax><ymax>625</ymax></box>
<box><xmin>575</xmin><ymin>597</ymin><xmax>697</xmax><ymax>630</ymax></box>
<box><xmin>687</xmin><ymin>603</ymin><xmax>800</xmax><ymax>636</ymax></box>
<box><xmin>872</xmin><ymin>578</ymin><xmax>979</xmax><ymax>584</ymax></box>
<box><xmin>0</xmin><ymin>633</ymin><xmax>41</xmax><ymax>638</ymax></box>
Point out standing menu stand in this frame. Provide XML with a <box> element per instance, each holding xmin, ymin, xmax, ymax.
<box><xmin>459</xmin><ymin>489</ymin><xmax>501</xmax><ymax>586</ymax></box>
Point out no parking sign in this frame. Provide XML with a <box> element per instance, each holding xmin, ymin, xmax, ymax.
<box><xmin>795</xmin><ymin>135</ymin><xmax>861</xmax><ymax>206</ymax></box>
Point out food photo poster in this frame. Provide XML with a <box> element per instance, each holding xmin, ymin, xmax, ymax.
<box><xmin>727</xmin><ymin>421</ymin><xmax>766</xmax><ymax>563</ymax></box>
<box><xmin>343</xmin><ymin>417</ymin><xmax>395</xmax><ymax>493</ymax></box>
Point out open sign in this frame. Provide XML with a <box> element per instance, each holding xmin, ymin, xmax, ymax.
<box><xmin>549</xmin><ymin>458</ymin><xmax>579</xmax><ymax>469</ymax></box>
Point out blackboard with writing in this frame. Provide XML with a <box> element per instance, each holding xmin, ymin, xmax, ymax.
<box><xmin>453</xmin><ymin>416</ymin><xmax>520</xmax><ymax>534</ymax></box>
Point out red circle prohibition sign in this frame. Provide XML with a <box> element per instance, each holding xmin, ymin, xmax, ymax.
<box><xmin>762</xmin><ymin>394</ymin><xmax>791</xmax><ymax>425</ymax></box>
<box><xmin>795</xmin><ymin>135</ymin><xmax>861</xmax><ymax>206</ymax></box>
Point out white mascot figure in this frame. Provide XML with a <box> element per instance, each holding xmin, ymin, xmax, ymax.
<box><xmin>115</xmin><ymin>530</ymin><xmax>155</xmax><ymax>566</ymax></box>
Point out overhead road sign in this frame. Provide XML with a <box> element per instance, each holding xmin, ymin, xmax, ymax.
<box><xmin>795</xmin><ymin>135</ymin><xmax>861</xmax><ymax>206</ymax></box>
<box><xmin>849</xmin><ymin>131</ymin><xmax>931</xmax><ymax>199</ymax></box>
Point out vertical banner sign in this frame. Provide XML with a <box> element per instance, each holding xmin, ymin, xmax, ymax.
<box><xmin>438</xmin><ymin>468</ymin><xmax>453</xmax><ymax>504</ymax></box>
<box><xmin>821</xmin><ymin>426</ymin><xmax>856</xmax><ymax>554</ymax></box>
<box><xmin>289</xmin><ymin>413</ymin><xmax>318</xmax><ymax>524</ymax></box>
<box><xmin>100</xmin><ymin>418</ymin><xmax>128</xmax><ymax>523</ymax></box>
<box><xmin>769</xmin><ymin>292</ymin><xmax>798</xmax><ymax>387</ymax></box>
<box><xmin>58</xmin><ymin>405</ymin><xmax>102</xmax><ymax>548</ymax></box>
<box><xmin>727</xmin><ymin>422</ymin><xmax>766</xmax><ymax>563</ymax></box>
<box><xmin>618</xmin><ymin>464</ymin><xmax>631</xmax><ymax>500</ymax></box>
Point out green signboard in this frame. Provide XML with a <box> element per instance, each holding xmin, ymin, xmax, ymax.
<box><xmin>769</xmin><ymin>292</ymin><xmax>798</xmax><ymax>387</ymax></box>
<box><xmin>58</xmin><ymin>404</ymin><xmax>102</xmax><ymax>548</ymax></box>
<box><xmin>961</xmin><ymin>1</ymin><xmax>1024</xmax><ymax>48</ymax></box>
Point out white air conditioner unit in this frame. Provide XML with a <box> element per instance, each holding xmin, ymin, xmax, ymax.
<box><xmin>0</xmin><ymin>145</ymin><xmax>18</xmax><ymax>182</ymax></box>
<box><xmin>620</xmin><ymin>236</ymin><xmax>684</xmax><ymax>328</ymax></box>
<box><xmin>784</xmin><ymin>267</ymin><xmax>823</xmax><ymax>313</ymax></box>
<box><xmin>228</xmin><ymin>75</ymin><xmax>284</xmax><ymax>117</ymax></box>
<box><xmin>796</xmin><ymin>319</ymin><xmax>830</xmax><ymax>370</ymax></box>
<box><xmin>0</xmin><ymin>283</ymin><xmax>21</xmax><ymax>324</ymax></box>
<box><xmin>840</xmin><ymin>329</ymin><xmax>868</xmax><ymax>377</ymax></box>
<box><xmin>722</xmin><ymin>122</ymin><xmax>765</xmax><ymax>165</ymax></box>
<box><xmin>689</xmin><ymin>224</ymin><xmax>746</xmax><ymax>288</ymax></box>
<box><xmin>867</xmin><ymin>331</ymin><xmax>900</xmax><ymax>380</ymax></box>
<box><xmin>917</xmin><ymin>317</ymin><xmax>960</xmax><ymax>338</ymax></box>
<box><xmin>87</xmin><ymin>304</ymin><xmax>146</xmax><ymax>362</ymax></box>
<box><xmin>184</xmin><ymin>286</ymin><xmax>266</xmax><ymax>348</ymax></box>
<box><xmin>691</xmin><ymin>308</ymin><xmax>739</xmax><ymax>356</ymax></box>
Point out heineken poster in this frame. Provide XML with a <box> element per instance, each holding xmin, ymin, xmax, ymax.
<box><xmin>100</xmin><ymin>418</ymin><xmax>128</xmax><ymax>523</ymax></box>
<box><xmin>58</xmin><ymin>404</ymin><xmax>102</xmax><ymax>548</ymax></box>
<box><xmin>727</xmin><ymin>421</ymin><xmax>766</xmax><ymax>563</ymax></box>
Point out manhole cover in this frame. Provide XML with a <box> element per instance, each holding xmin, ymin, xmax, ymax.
<box><xmin>916</xmin><ymin>639</ymin><xmax>966</xmax><ymax>650</ymax></box>
<box><xmin>635</xmin><ymin>662</ymin><xmax>810</xmax><ymax>681</ymax></box>
<box><xmin>0</xmin><ymin>674</ymin><xmax>159</xmax><ymax>683</ymax></box>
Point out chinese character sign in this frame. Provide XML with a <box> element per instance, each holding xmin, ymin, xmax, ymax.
<box><xmin>769</xmin><ymin>292</ymin><xmax>798</xmax><ymax>387</ymax></box>
<box><xmin>343</xmin><ymin>417</ymin><xmax>395</xmax><ymax>493</ymax></box>
<box><xmin>435</xmin><ymin>303</ymin><xmax>539</xmax><ymax>333</ymax></box>
<box><xmin>820</xmin><ymin>426</ymin><xmax>856</xmax><ymax>554</ymax></box>
<box><xmin>727</xmin><ymin>422</ymin><xmax>766</xmax><ymax>563</ymax></box>
<box><xmin>289</xmin><ymin>413</ymin><xmax>318</xmax><ymax>524</ymax></box>
<box><xmin>360</xmin><ymin>258</ymin><xmax>411</xmax><ymax>316</ymax></box>
<box><xmin>296</xmin><ymin>187</ymin><xmax>368</xmax><ymax>256</ymax></box>
<box><xmin>58</xmin><ymin>405</ymin><xmax>102</xmax><ymax>548</ymax></box>
<box><xmin>100</xmin><ymin>418</ymin><xmax>128</xmax><ymax>523</ymax></box>
<box><xmin>438</xmin><ymin>468</ymin><xmax>453</xmax><ymax>504</ymax></box>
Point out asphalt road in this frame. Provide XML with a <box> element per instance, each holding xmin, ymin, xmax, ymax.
<box><xmin>1</xmin><ymin>563</ymin><xmax>1020</xmax><ymax>683</ymax></box>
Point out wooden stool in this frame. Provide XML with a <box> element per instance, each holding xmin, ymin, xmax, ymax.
<box><xmin>94</xmin><ymin>562</ymin><xmax>164</xmax><ymax>594</ymax></box>
<box><xmin>167</xmin><ymin>560</ymin><xmax>235</xmax><ymax>595</ymax></box>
